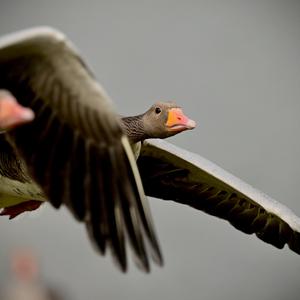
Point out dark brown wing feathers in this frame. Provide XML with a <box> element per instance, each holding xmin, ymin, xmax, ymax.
<box><xmin>0</xmin><ymin>28</ymin><xmax>162</xmax><ymax>272</ymax></box>
<box><xmin>138</xmin><ymin>140</ymin><xmax>300</xmax><ymax>255</ymax></box>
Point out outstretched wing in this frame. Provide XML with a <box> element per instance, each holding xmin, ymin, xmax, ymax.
<box><xmin>138</xmin><ymin>139</ymin><xmax>300</xmax><ymax>255</ymax></box>
<box><xmin>0</xmin><ymin>27</ymin><xmax>162</xmax><ymax>272</ymax></box>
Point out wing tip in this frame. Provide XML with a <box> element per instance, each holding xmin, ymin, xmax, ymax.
<box><xmin>151</xmin><ymin>247</ymin><xmax>164</xmax><ymax>267</ymax></box>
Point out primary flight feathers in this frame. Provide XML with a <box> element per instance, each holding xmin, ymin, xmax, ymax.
<box><xmin>0</xmin><ymin>27</ymin><xmax>299</xmax><ymax>273</ymax></box>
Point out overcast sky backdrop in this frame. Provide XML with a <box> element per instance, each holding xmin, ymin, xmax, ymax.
<box><xmin>0</xmin><ymin>1</ymin><xmax>300</xmax><ymax>299</ymax></box>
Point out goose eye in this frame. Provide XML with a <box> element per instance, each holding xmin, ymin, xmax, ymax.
<box><xmin>155</xmin><ymin>107</ymin><xmax>162</xmax><ymax>114</ymax></box>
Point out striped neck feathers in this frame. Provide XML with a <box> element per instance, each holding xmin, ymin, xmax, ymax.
<box><xmin>121</xmin><ymin>114</ymin><xmax>149</xmax><ymax>143</ymax></box>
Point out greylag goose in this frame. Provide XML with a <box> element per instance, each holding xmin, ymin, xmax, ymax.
<box><xmin>0</xmin><ymin>27</ymin><xmax>299</xmax><ymax>272</ymax></box>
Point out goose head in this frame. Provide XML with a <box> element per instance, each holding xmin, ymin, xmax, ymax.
<box><xmin>142</xmin><ymin>101</ymin><xmax>196</xmax><ymax>139</ymax></box>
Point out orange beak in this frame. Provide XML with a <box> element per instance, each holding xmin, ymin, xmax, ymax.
<box><xmin>0</xmin><ymin>91</ymin><xmax>34</xmax><ymax>131</ymax></box>
<box><xmin>166</xmin><ymin>108</ymin><xmax>196</xmax><ymax>132</ymax></box>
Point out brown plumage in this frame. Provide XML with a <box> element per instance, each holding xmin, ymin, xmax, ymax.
<box><xmin>0</xmin><ymin>27</ymin><xmax>165</xmax><ymax>272</ymax></box>
<box><xmin>1</xmin><ymin>27</ymin><xmax>300</xmax><ymax>274</ymax></box>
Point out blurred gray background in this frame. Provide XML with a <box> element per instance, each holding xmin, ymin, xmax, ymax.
<box><xmin>0</xmin><ymin>0</ymin><xmax>300</xmax><ymax>299</ymax></box>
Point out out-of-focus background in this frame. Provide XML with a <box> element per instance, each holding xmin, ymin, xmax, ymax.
<box><xmin>0</xmin><ymin>0</ymin><xmax>300</xmax><ymax>299</ymax></box>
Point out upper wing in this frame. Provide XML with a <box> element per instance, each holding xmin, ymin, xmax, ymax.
<box><xmin>0</xmin><ymin>27</ymin><xmax>162</xmax><ymax>272</ymax></box>
<box><xmin>138</xmin><ymin>139</ymin><xmax>300</xmax><ymax>255</ymax></box>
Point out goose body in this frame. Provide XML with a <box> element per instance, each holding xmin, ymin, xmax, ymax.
<box><xmin>0</xmin><ymin>27</ymin><xmax>300</xmax><ymax>272</ymax></box>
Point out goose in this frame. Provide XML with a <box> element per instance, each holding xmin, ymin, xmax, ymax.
<box><xmin>0</xmin><ymin>27</ymin><xmax>299</xmax><ymax>273</ymax></box>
